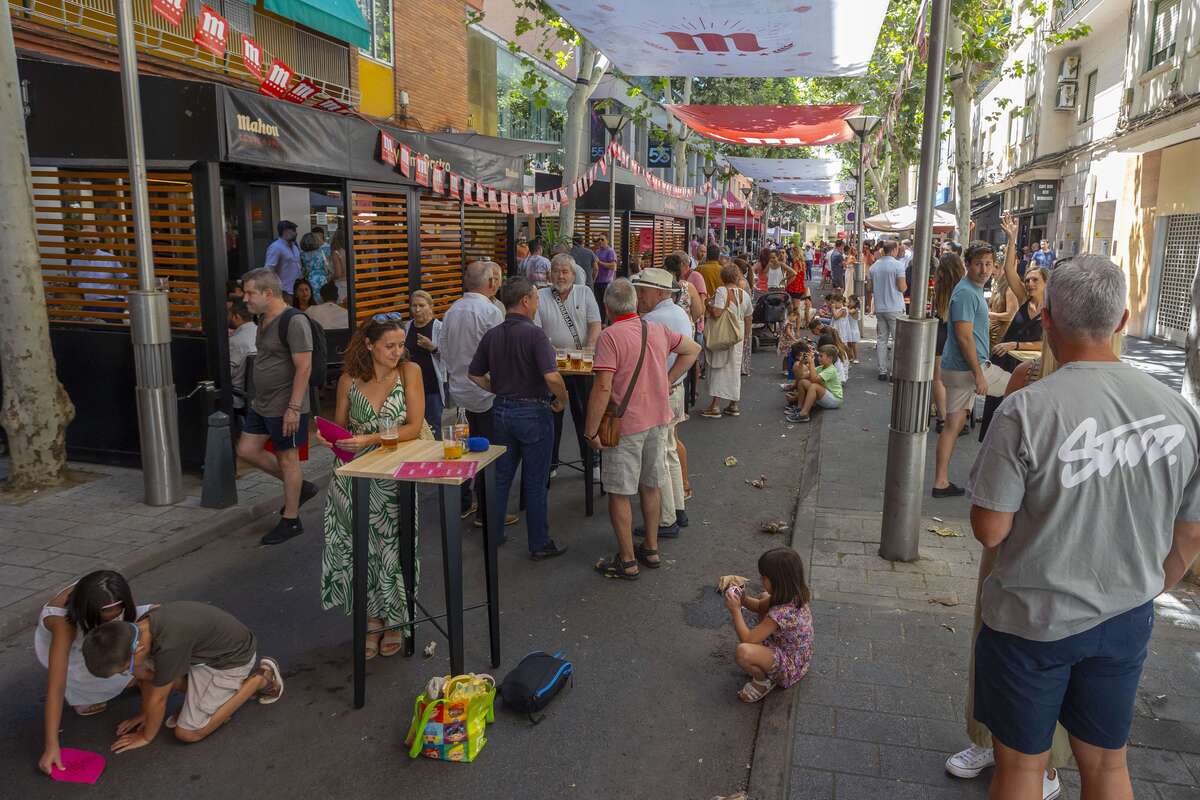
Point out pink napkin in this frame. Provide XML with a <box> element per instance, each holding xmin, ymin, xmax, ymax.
<box><xmin>316</xmin><ymin>416</ymin><xmax>356</xmax><ymax>464</ymax></box>
<box><xmin>394</xmin><ymin>461</ymin><xmax>478</xmax><ymax>480</ymax></box>
<box><xmin>50</xmin><ymin>748</ymin><xmax>106</xmax><ymax>784</ymax></box>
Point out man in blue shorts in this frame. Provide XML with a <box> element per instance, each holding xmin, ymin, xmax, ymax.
<box><xmin>968</xmin><ymin>256</ymin><xmax>1200</xmax><ymax>799</ymax></box>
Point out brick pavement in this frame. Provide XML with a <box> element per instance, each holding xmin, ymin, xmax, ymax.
<box><xmin>781</xmin><ymin>315</ymin><xmax>1200</xmax><ymax>799</ymax></box>
<box><xmin>0</xmin><ymin>449</ymin><xmax>334</xmax><ymax>635</ymax></box>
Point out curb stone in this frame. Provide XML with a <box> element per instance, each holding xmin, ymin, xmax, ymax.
<box><xmin>0</xmin><ymin>472</ymin><xmax>332</xmax><ymax>642</ymax></box>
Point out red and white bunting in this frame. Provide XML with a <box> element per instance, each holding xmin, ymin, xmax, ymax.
<box><xmin>598</xmin><ymin>157</ymin><xmax>607</xmax><ymax>177</ymax></box>
<box><xmin>432</xmin><ymin>165</ymin><xmax>445</xmax><ymax>194</ymax></box>
<box><xmin>313</xmin><ymin>96</ymin><xmax>347</xmax><ymax>114</ymax></box>
<box><xmin>487</xmin><ymin>188</ymin><xmax>498</xmax><ymax>210</ymax></box>
<box><xmin>151</xmin><ymin>0</ymin><xmax>184</xmax><ymax>27</ymax></box>
<box><xmin>398</xmin><ymin>144</ymin><xmax>411</xmax><ymax>178</ymax></box>
<box><xmin>285</xmin><ymin>79</ymin><xmax>319</xmax><ymax>105</ymax></box>
<box><xmin>193</xmin><ymin>5</ymin><xmax>228</xmax><ymax>58</ymax></box>
<box><xmin>449</xmin><ymin>174</ymin><xmax>461</xmax><ymax>199</ymax></box>
<box><xmin>258</xmin><ymin>58</ymin><xmax>292</xmax><ymax>98</ymax></box>
<box><xmin>462</xmin><ymin>178</ymin><xmax>474</xmax><ymax>203</ymax></box>
<box><xmin>414</xmin><ymin>154</ymin><xmax>430</xmax><ymax>187</ymax></box>
<box><xmin>378</xmin><ymin>131</ymin><xmax>397</xmax><ymax>166</ymax></box>
<box><xmin>521</xmin><ymin>195</ymin><xmax>533</xmax><ymax>215</ymax></box>
<box><xmin>240</xmin><ymin>34</ymin><xmax>263</xmax><ymax>79</ymax></box>
<box><xmin>476</xmin><ymin>183</ymin><xmax>487</xmax><ymax>206</ymax></box>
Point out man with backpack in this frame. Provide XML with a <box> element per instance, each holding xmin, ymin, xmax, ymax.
<box><xmin>239</xmin><ymin>268</ymin><xmax>321</xmax><ymax>545</ymax></box>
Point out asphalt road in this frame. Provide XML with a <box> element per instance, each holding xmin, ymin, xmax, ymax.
<box><xmin>0</xmin><ymin>349</ymin><xmax>810</xmax><ymax>800</ymax></box>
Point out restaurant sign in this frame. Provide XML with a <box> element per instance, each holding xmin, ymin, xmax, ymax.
<box><xmin>222</xmin><ymin>88</ymin><xmax>350</xmax><ymax>175</ymax></box>
<box><xmin>1032</xmin><ymin>181</ymin><xmax>1057</xmax><ymax>214</ymax></box>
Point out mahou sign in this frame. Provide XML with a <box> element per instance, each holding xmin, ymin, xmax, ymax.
<box><xmin>151</xmin><ymin>0</ymin><xmax>184</xmax><ymax>26</ymax></box>
<box><xmin>193</xmin><ymin>5</ymin><xmax>228</xmax><ymax>58</ymax></box>
<box><xmin>259</xmin><ymin>59</ymin><xmax>293</xmax><ymax>98</ymax></box>
<box><xmin>241</xmin><ymin>34</ymin><xmax>264</xmax><ymax>79</ymax></box>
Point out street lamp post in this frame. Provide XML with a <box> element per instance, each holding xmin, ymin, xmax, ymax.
<box><xmin>600</xmin><ymin>111</ymin><xmax>630</xmax><ymax>268</ymax></box>
<box><xmin>115</xmin><ymin>0</ymin><xmax>183</xmax><ymax>505</ymax></box>
<box><xmin>878</xmin><ymin>0</ymin><xmax>951</xmax><ymax>562</ymax></box>
<box><xmin>846</xmin><ymin>114</ymin><xmax>881</xmax><ymax>304</ymax></box>
<box><xmin>719</xmin><ymin>170</ymin><xmax>731</xmax><ymax>249</ymax></box>
<box><xmin>702</xmin><ymin>157</ymin><xmax>718</xmax><ymax>247</ymax></box>
<box><xmin>740</xmin><ymin>185</ymin><xmax>752</xmax><ymax>255</ymax></box>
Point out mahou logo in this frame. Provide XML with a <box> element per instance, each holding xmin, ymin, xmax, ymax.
<box><xmin>652</xmin><ymin>21</ymin><xmax>795</xmax><ymax>56</ymax></box>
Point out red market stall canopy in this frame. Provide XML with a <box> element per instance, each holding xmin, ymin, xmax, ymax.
<box><xmin>728</xmin><ymin>156</ymin><xmax>842</xmax><ymax>181</ymax></box>
<box><xmin>693</xmin><ymin>190</ymin><xmax>761</xmax><ymax>218</ymax></box>
<box><xmin>543</xmin><ymin>0</ymin><xmax>891</xmax><ymax>77</ymax></box>
<box><xmin>665</xmin><ymin>104</ymin><xmax>862</xmax><ymax>146</ymax></box>
<box><xmin>776</xmin><ymin>194</ymin><xmax>845</xmax><ymax>205</ymax></box>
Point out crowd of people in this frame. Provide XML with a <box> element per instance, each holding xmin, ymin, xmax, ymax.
<box><xmin>34</xmin><ymin>216</ymin><xmax>1200</xmax><ymax>800</ymax></box>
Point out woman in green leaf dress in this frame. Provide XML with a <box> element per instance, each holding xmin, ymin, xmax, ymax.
<box><xmin>317</xmin><ymin>314</ymin><xmax>426</xmax><ymax>659</ymax></box>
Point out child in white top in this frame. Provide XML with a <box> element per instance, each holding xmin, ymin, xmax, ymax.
<box><xmin>844</xmin><ymin>295</ymin><xmax>862</xmax><ymax>363</ymax></box>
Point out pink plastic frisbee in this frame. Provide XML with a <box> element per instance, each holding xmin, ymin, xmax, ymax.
<box><xmin>50</xmin><ymin>748</ymin><xmax>106</xmax><ymax>784</ymax></box>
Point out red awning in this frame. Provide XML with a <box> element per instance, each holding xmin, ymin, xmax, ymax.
<box><xmin>776</xmin><ymin>194</ymin><xmax>846</xmax><ymax>206</ymax></box>
<box><xmin>692</xmin><ymin>190</ymin><xmax>761</xmax><ymax>217</ymax></box>
<box><xmin>666</xmin><ymin>104</ymin><xmax>862</xmax><ymax>146</ymax></box>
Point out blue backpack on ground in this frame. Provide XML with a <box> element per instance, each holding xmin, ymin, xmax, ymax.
<box><xmin>499</xmin><ymin>650</ymin><xmax>573</xmax><ymax>724</ymax></box>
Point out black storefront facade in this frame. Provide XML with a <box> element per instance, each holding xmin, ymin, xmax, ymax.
<box><xmin>16</xmin><ymin>58</ymin><xmax>522</xmax><ymax>469</ymax></box>
<box><xmin>533</xmin><ymin>172</ymin><xmax>692</xmax><ymax>274</ymax></box>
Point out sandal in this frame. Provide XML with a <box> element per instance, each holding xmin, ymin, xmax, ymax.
<box><xmin>738</xmin><ymin>678</ymin><xmax>775</xmax><ymax>703</ymax></box>
<box><xmin>723</xmin><ymin>406</ymin><xmax>741</xmax><ymax>417</ymax></box>
<box><xmin>699</xmin><ymin>409</ymin><xmax>722</xmax><ymax>419</ymax></box>
<box><xmin>365</xmin><ymin>621</ymin><xmax>383</xmax><ymax>660</ymax></box>
<box><xmin>594</xmin><ymin>554</ymin><xmax>639</xmax><ymax>580</ymax></box>
<box><xmin>256</xmin><ymin>657</ymin><xmax>285</xmax><ymax>704</ymax></box>
<box><xmin>635</xmin><ymin>544</ymin><xmax>661</xmax><ymax>569</ymax></box>
<box><xmin>380</xmin><ymin>628</ymin><xmax>405</xmax><ymax>658</ymax></box>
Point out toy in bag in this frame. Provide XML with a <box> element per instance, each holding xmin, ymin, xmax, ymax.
<box><xmin>404</xmin><ymin>674</ymin><xmax>496</xmax><ymax>763</ymax></box>
<box><xmin>499</xmin><ymin>650</ymin><xmax>573</xmax><ymax>724</ymax></box>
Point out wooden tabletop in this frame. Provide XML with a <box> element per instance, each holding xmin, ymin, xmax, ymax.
<box><xmin>1009</xmin><ymin>349</ymin><xmax>1040</xmax><ymax>363</ymax></box>
<box><xmin>557</xmin><ymin>366</ymin><xmax>594</xmax><ymax>376</ymax></box>
<box><xmin>334</xmin><ymin>440</ymin><xmax>507</xmax><ymax>484</ymax></box>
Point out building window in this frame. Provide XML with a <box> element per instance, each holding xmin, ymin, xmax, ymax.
<box><xmin>1080</xmin><ymin>69</ymin><xmax>1098</xmax><ymax>122</ymax></box>
<box><xmin>1148</xmin><ymin>0</ymin><xmax>1180</xmax><ymax>70</ymax></box>
<box><xmin>355</xmin><ymin>0</ymin><xmax>392</xmax><ymax>65</ymax></box>
<box><xmin>1022</xmin><ymin>95</ymin><xmax>1036</xmax><ymax>141</ymax></box>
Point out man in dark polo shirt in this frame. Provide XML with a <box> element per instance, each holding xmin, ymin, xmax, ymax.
<box><xmin>469</xmin><ymin>277</ymin><xmax>570</xmax><ymax>560</ymax></box>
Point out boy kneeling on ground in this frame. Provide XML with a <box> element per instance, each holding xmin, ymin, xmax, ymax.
<box><xmin>82</xmin><ymin>601</ymin><xmax>283</xmax><ymax>752</ymax></box>
<box><xmin>785</xmin><ymin>345</ymin><xmax>843</xmax><ymax>424</ymax></box>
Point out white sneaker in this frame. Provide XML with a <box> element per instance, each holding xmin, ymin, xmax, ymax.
<box><xmin>1043</xmin><ymin>769</ymin><xmax>1061</xmax><ymax>800</ymax></box>
<box><xmin>945</xmin><ymin>744</ymin><xmax>995</xmax><ymax>778</ymax></box>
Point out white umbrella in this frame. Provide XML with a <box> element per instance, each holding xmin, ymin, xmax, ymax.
<box><xmin>864</xmin><ymin>204</ymin><xmax>957</xmax><ymax>234</ymax></box>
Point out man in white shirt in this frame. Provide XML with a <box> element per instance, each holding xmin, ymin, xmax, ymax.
<box><xmin>70</xmin><ymin>238</ymin><xmax>128</xmax><ymax>311</ymax></box>
<box><xmin>900</xmin><ymin>238</ymin><xmax>914</xmax><ymax>269</ymax></box>
<box><xmin>520</xmin><ymin>239</ymin><xmax>552</xmax><ymax>286</ymax></box>
<box><xmin>303</xmin><ymin>282</ymin><xmax>349</xmax><ymax>330</ymax></box>
<box><xmin>227</xmin><ymin>301</ymin><xmax>257</xmax><ymax>411</ymax></box>
<box><xmin>634</xmin><ymin>265</ymin><xmax>694</xmax><ymax>539</ymax></box>
<box><xmin>439</xmin><ymin>260</ymin><xmax>505</xmax><ymax>517</ymax></box>
<box><xmin>867</xmin><ymin>240</ymin><xmax>908</xmax><ymax>381</ymax></box>
<box><xmin>535</xmin><ymin>254</ymin><xmax>601</xmax><ymax>474</ymax></box>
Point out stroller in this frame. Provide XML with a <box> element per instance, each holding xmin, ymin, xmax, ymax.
<box><xmin>751</xmin><ymin>290</ymin><xmax>790</xmax><ymax>351</ymax></box>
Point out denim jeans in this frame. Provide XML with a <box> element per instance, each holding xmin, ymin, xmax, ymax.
<box><xmin>875</xmin><ymin>311</ymin><xmax>902</xmax><ymax>376</ymax></box>
<box><xmin>491</xmin><ymin>398</ymin><xmax>554</xmax><ymax>552</ymax></box>
<box><xmin>424</xmin><ymin>392</ymin><xmax>444</xmax><ymax>439</ymax></box>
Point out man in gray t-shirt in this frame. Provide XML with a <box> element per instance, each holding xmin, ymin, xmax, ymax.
<box><xmin>238</xmin><ymin>268</ymin><xmax>317</xmax><ymax>546</ymax></box>
<box><xmin>866</xmin><ymin>240</ymin><xmax>908</xmax><ymax>380</ymax></box>
<box><xmin>966</xmin><ymin>256</ymin><xmax>1200</xmax><ymax>797</ymax></box>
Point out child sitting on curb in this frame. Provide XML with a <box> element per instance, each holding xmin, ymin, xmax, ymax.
<box><xmin>785</xmin><ymin>345</ymin><xmax>843</xmax><ymax>423</ymax></box>
<box><xmin>723</xmin><ymin>547</ymin><xmax>814</xmax><ymax>703</ymax></box>
<box><xmin>82</xmin><ymin>601</ymin><xmax>283</xmax><ymax>752</ymax></box>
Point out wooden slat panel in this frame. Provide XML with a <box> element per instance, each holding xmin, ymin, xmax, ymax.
<box><xmin>351</xmin><ymin>190</ymin><xmax>409</xmax><ymax>324</ymax></box>
<box><xmin>577</xmin><ymin>212</ymin><xmax>624</xmax><ymax>263</ymax></box>
<box><xmin>463</xmin><ymin>206</ymin><xmax>508</xmax><ymax>273</ymax></box>
<box><xmin>419</xmin><ymin>196</ymin><xmax>464</xmax><ymax>317</ymax></box>
<box><xmin>31</xmin><ymin>168</ymin><xmax>201</xmax><ymax>331</ymax></box>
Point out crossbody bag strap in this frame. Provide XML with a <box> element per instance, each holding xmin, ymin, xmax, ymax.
<box><xmin>615</xmin><ymin>320</ymin><xmax>648</xmax><ymax>418</ymax></box>
<box><xmin>554</xmin><ymin>290</ymin><xmax>583</xmax><ymax>349</ymax></box>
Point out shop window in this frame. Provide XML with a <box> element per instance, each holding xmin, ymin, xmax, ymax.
<box><xmin>355</xmin><ymin>0</ymin><xmax>392</xmax><ymax>65</ymax></box>
<box><xmin>1148</xmin><ymin>0</ymin><xmax>1180</xmax><ymax>70</ymax></box>
<box><xmin>1079</xmin><ymin>69</ymin><xmax>1098</xmax><ymax>123</ymax></box>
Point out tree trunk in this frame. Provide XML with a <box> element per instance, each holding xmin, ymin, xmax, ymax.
<box><xmin>671</xmin><ymin>76</ymin><xmax>692</xmax><ymax>185</ymax></box>
<box><xmin>1187</xmin><ymin>267</ymin><xmax>1200</xmax><ymax>580</ymax></box>
<box><xmin>949</xmin><ymin>21</ymin><xmax>974</xmax><ymax>241</ymax></box>
<box><xmin>0</xmin><ymin>2</ymin><xmax>75</xmax><ymax>489</ymax></box>
<box><xmin>557</xmin><ymin>40</ymin><xmax>607</xmax><ymax>242</ymax></box>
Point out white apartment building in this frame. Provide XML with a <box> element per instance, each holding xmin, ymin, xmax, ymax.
<box><xmin>971</xmin><ymin>0</ymin><xmax>1200</xmax><ymax>342</ymax></box>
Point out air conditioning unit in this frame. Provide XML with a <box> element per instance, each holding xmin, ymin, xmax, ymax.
<box><xmin>1059</xmin><ymin>55</ymin><xmax>1080</xmax><ymax>81</ymax></box>
<box><xmin>1055</xmin><ymin>83</ymin><xmax>1078</xmax><ymax>110</ymax></box>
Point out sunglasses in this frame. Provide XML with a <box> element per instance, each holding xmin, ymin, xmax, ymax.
<box><xmin>372</xmin><ymin>311</ymin><xmax>404</xmax><ymax>323</ymax></box>
<box><xmin>126</xmin><ymin>621</ymin><xmax>140</xmax><ymax>675</ymax></box>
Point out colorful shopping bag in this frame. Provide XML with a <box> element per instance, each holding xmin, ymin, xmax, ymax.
<box><xmin>404</xmin><ymin>674</ymin><xmax>496</xmax><ymax>762</ymax></box>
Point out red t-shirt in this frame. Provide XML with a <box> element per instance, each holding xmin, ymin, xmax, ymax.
<box><xmin>593</xmin><ymin>315</ymin><xmax>683</xmax><ymax>436</ymax></box>
<box><xmin>786</xmin><ymin>266</ymin><xmax>807</xmax><ymax>296</ymax></box>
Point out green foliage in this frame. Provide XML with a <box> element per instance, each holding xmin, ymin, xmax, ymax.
<box><xmin>467</xmin><ymin>1</ymin><xmax>583</xmax><ymax>111</ymax></box>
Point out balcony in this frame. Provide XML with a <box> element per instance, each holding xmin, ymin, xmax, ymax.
<box><xmin>9</xmin><ymin>0</ymin><xmax>356</xmax><ymax>104</ymax></box>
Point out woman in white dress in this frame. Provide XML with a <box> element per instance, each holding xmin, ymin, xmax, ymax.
<box><xmin>701</xmin><ymin>262</ymin><xmax>754</xmax><ymax>418</ymax></box>
<box><xmin>34</xmin><ymin>570</ymin><xmax>152</xmax><ymax>775</ymax></box>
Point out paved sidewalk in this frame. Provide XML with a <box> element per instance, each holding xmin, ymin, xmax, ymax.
<box><xmin>782</xmin><ymin>317</ymin><xmax>1200</xmax><ymax>799</ymax></box>
<box><xmin>0</xmin><ymin>448</ymin><xmax>334</xmax><ymax>637</ymax></box>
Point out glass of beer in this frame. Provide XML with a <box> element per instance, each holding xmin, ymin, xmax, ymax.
<box><xmin>379</xmin><ymin>417</ymin><xmax>399</xmax><ymax>451</ymax></box>
<box><xmin>556</xmin><ymin>348</ymin><xmax>569</xmax><ymax>370</ymax></box>
<box><xmin>569</xmin><ymin>350</ymin><xmax>584</xmax><ymax>371</ymax></box>
<box><xmin>581</xmin><ymin>348</ymin><xmax>594</xmax><ymax>371</ymax></box>
<box><xmin>442</xmin><ymin>426</ymin><xmax>463</xmax><ymax>459</ymax></box>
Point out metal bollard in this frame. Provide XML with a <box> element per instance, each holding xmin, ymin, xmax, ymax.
<box><xmin>201</xmin><ymin>411</ymin><xmax>238</xmax><ymax>509</ymax></box>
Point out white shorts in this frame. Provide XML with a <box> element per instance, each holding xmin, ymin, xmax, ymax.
<box><xmin>602</xmin><ymin>425</ymin><xmax>667</xmax><ymax>495</ymax></box>
<box><xmin>816</xmin><ymin>392</ymin><xmax>843</xmax><ymax>410</ymax></box>
<box><xmin>942</xmin><ymin>363</ymin><xmax>1010</xmax><ymax>413</ymax></box>
<box><xmin>176</xmin><ymin>656</ymin><xmax>256</xmax><ymax>732</ymax></box>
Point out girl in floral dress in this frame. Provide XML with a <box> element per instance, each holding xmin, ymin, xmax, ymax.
<box><xmin>317</xmin><ymin>316</ymin><xmax>427</xmax><ymax>659</ymax></box>
<box><xmin>723</xmin><ymin>547</ymin><xmax>814</xmax><ymax>702</ymax></box>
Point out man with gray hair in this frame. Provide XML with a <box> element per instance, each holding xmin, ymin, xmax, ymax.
<box><xmin>439</xmin><ymin>260</ymin><xmax>507</xmax><ymax>520</ymax></box>
<box><xmin>585</xmin><ymin>279</ymin><xmax>700</xmax><ymax>579</ymax></box>
<box><xmin>967</xmin><ymin>255</ymin><xmax>1200</xmax><ymax>799</ymax></box>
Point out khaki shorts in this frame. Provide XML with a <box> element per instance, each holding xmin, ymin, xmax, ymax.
<box><xmin>602</xmin><ymin>424</ymin><xmax>667</xmax><ymax>495</ymax></box>
<box><xmin>176</xmin><ymin>656</ymin><xmax>256</xmax><ymax>732</ymax></box>
<box><xmin>942</xmin><ymin>363</ymin><xmax>1010</xmax><ymax>414</ymax></box>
